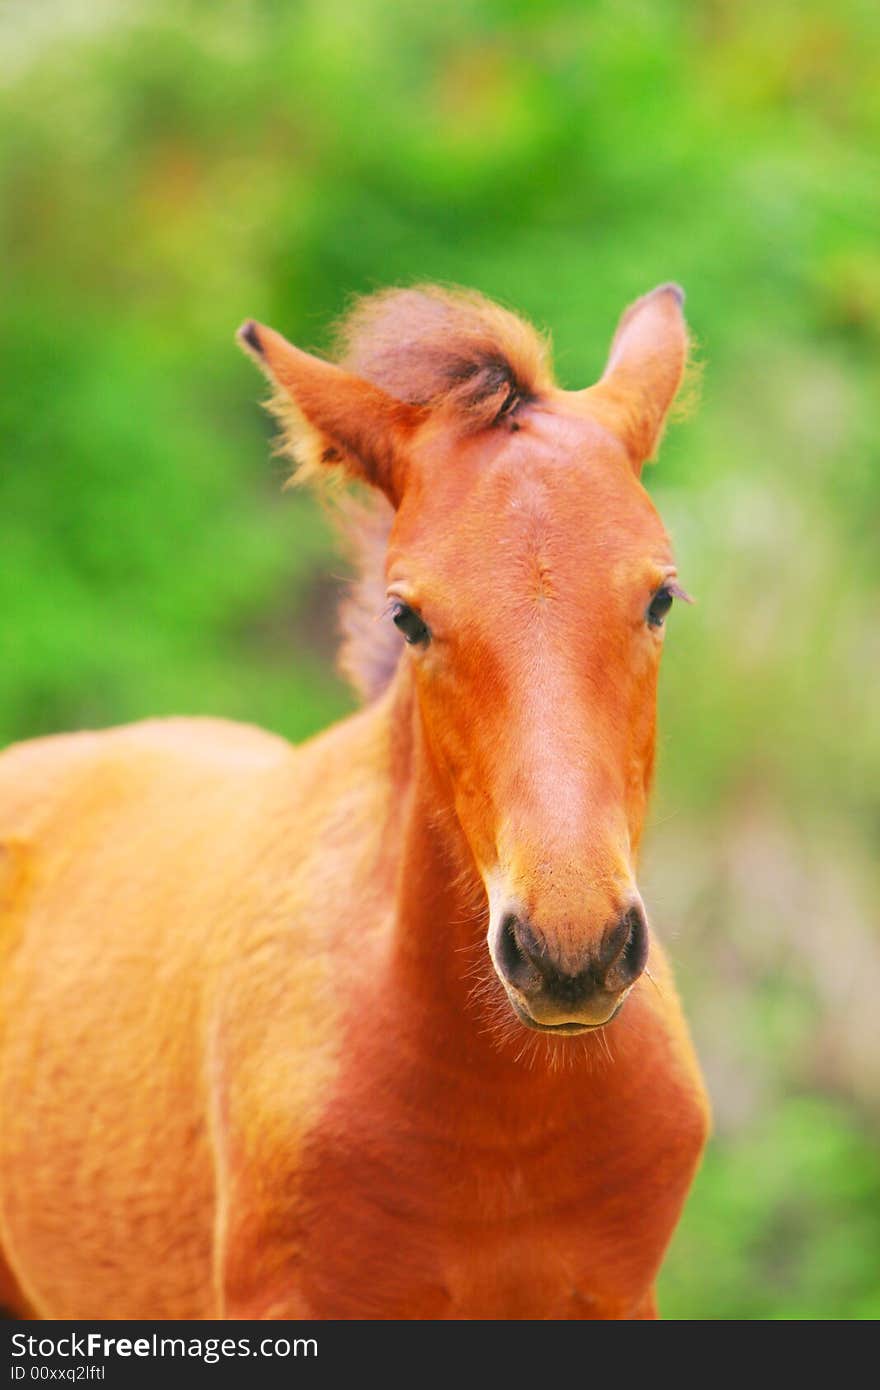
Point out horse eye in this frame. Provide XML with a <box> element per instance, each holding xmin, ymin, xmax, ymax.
<box><xmin>392</xmin><ymin>601</ymin><xmax>431</xmax><ymax>646</ymax></box>
<box><xmin>646</xmin><ymin>586</ymin><xmax>674</xmax><ymax>628</ymax></box>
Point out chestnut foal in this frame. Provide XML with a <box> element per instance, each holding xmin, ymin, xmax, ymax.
<box><xmin>0</xmin><ymin>284</ymin><xmax>708</xmax><ymax>1319</ymax></box>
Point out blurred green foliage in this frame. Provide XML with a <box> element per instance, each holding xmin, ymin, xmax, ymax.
<box><xmin>1</xmin><ymin>0</ymin><xmax>878</xmax><ymax>1319</ymax></box>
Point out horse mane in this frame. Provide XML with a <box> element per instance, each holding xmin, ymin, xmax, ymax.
<box><xmin>316</xmin><ymin>285</ymin><xmax>554</xmax><ymax>702</ymax></box>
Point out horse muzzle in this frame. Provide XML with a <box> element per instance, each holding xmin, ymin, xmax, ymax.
<box><xmin>488</xmin><ymin>902</ymin><xmax>649</xmax><ymax>1032</ymax></box>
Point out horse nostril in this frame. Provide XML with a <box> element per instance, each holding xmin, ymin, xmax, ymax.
<box><xmin>600</xmin><ymin>906</ymin><xmax>648</xmax><ymax>991</ymax></box>
<box><xmin>497</xmin><ymin>913</ymin><xmax>522</xmax><ymax>976</ymax></box>
<box><xmin>496</xmin><ymin>913</ymin><xmax>542</xmax><ymax>991</ymax></box>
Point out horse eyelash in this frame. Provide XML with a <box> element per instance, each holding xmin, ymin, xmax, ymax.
<box><xmin>381</xmin><ymin>596</ymin><xmax>428</xmax><ymax>625</ymax></box>
<box><xmin>666</xmin><ymin>581</ymin><xmax>694</xmax><ymax>604</ymax></box>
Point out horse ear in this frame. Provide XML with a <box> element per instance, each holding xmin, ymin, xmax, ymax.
<box><xmin>237</xmin><ymin>320</ymin><xmax>423</xmax><ymax>505</ymax></box>
<box><xmin>583</xmin><ymin>284</ymin><xmax>689</xmax><ymax>473</ymax></box>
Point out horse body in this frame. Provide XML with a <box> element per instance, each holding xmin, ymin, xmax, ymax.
<box><xmin>0</xmin><ymin>284</ymin><xmax>709</xmax><ymax>1319</ymax></box>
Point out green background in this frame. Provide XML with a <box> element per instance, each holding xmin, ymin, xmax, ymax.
<box><xmin>2</xmin><ymin>0</ymin><xmax>878</xmax><ymax>1318</ymax></box>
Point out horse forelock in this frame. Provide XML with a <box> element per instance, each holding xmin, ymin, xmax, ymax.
<box><xmin>333</xmin><ymin>284</ymin><xmax>554</xmax><ymax>430</ymax></box>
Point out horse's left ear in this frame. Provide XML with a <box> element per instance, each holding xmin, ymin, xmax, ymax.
<box><xmin>237</xmin><ymin>320</ymin><xmax>423</xmax><ymax>505</ymax></box>
<box><xmin>583</xmin><ymin>284</ymin><xmax>689</xmax><ymax>473</ymax></box>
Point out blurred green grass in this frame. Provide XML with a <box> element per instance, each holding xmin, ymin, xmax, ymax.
<box><xmin>1</xmin><ymin>0</ymin><xmax>878</xmax><ymax>1319</ymax></box>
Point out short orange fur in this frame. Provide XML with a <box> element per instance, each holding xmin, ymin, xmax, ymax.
<box><xmin>0</xmin><ymin>285</ymin><xmax>708</xmax><ymax>1320</ymax></box>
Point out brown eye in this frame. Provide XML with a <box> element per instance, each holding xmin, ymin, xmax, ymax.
<box><xmin>392</xmin><ymin>601</ymin><xmax>431</xmax><ymax>646</ymax></box>
<box><xmin>647</xmin><ymin>587</ymin><xmax>674</xmax><ymax>628</ymax></box>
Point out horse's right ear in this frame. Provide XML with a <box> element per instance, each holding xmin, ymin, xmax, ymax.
<box><xmin>237</xmin><ymin>320</ymin><xmax>423</xmax><ymax>505</ymax></box>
